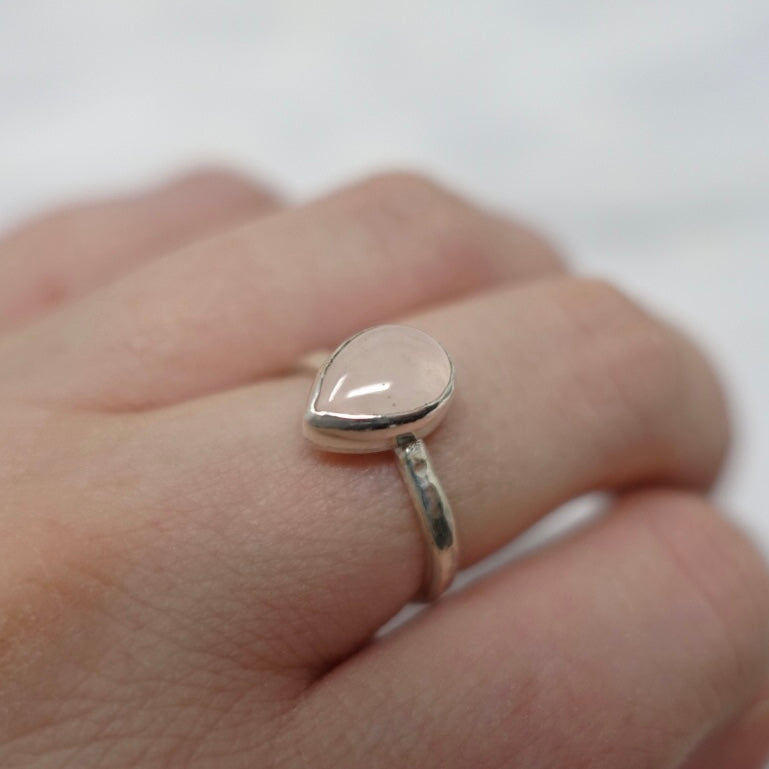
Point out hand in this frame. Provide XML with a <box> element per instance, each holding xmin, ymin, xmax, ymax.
<box><xmin>0</xmin><ymin>170</ymin><xmax>767</xmax><ymax>769</ymax></box>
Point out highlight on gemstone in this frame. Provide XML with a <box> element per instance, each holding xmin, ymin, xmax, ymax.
<box><xmin>313</xmin><ymin>325</ymin><xmax>453</xmax><ymax>419</ymax></box>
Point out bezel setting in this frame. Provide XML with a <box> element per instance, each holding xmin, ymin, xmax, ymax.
<box><xmin>303</xmin><ymin>325</ymin><xmax>455</xmax><ymax>453</ymax></box>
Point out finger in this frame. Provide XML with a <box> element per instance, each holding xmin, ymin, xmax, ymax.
<box><xmin>683</xmin><ymin>683</ymin><xmax>769</xmax><ymax>769</ymax></box>
<box><xmin>0</xmin><ymin>168</ymin><xmax>280</xmax><ymax>330</ymax></box>
<box><xmin>100</xmin><ymin>276</ymin><xmax>728</xmax><ymax>673</ymax></box>
<box><xmin>287</xmin><ymin>491</ymin><xmax>769</xmax><ymax>769</ymax></box>
<box><xmin>0</xmin><ymin>172</ymin><xmax>562</xmax><ymax>410</ymax></box>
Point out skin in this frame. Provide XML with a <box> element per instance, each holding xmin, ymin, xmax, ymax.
<box><xmin>0</xmin><ymin>169</ymin><xmax>767</xmax><ymax>768</ymax></box>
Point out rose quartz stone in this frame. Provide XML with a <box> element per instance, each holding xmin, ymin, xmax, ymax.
<box><xmin>315</xmin><ymin>325</ymin><xmax>452</xmax><ymax>417</ymax></box>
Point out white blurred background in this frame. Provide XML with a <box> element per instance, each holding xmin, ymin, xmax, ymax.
<box><xmin>1</xmin><ymin>1</ymin><xmax>767</xmax><ymax>560</ymax></box>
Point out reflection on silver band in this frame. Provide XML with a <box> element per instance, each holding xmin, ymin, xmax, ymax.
<box><xmin>394</xmin><ymin>435</ymin><xmax>458</xmax><ymax>600</ymax></box>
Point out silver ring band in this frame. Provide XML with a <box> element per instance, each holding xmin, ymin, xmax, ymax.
<box><xmin>395</xmin><ymin>435</ymin><xmax>458</xmax><ymax>600</ymax></box>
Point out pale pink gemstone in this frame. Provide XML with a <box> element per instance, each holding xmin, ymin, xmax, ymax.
<box><xmin>315</xmin><ymin>325</ymin><xmax>452</xmax><ymax>417</ymax></box>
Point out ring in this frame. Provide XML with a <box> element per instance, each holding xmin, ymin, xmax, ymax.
<box><xmin>302</xmin><ymin>324</ymin><xmax>458</xmax><ymax>601</ymax></box>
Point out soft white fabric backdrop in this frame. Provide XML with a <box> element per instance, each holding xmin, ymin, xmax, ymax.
<box><xmin>1</xmin><ymin>2</ymin><xmax>767</xmax><ymax>559</ymax></box>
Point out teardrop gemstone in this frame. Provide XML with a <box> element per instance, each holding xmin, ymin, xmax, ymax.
<box><xmin>314</xmin><ymin>325</ymin><xmax>452</xmax><ymax>418</ymax></box>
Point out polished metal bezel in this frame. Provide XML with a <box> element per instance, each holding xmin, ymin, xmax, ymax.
<box><xmin>302</xmin><ymin>327</ymin><xmax>455</xmax><ymax>454</ymax></box>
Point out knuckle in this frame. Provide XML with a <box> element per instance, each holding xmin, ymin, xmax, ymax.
<box><xmin>564</xmin><ymin>277</ymin><xmax>647</xmax><ymax>327</ymax></box>
<box><xmin>178</xmin><ymin>166</ymin><xmax>249</xmax><ymax>187</ymax></box>
<box><xmin>556</xmin><ymin>276</ymin><xmax>728</xmax><ymax>483</ymax></box>
<box><xmin>169</xmin><ymin>166</ymin><xmax>274</xmax><ymax>202</ymax></box>
<box><xmin>32</xmin><ymin>204</ymin><xmax>102</xmax><ymax>259</ymax></box>
<box><xmin>617</xmin><ymin>312</ymin><xmax>683</xmax><ymax>425</ymax></box>
<box><xmin>635</xmin><ymin>489</ymin><xmax>769</xmax><ymax>705</ymax></box>
<box><xmin>560</xmin><ymin>277</ymin><xmax>686</xmax><ymax>440</ymax></box>
<box><xmin>335</xmin><ymin>170</ymin><xmax>565</xmax><ymax>280</ymax></box>
<box><xmin>508</xmin><ymin>218</ymin><xmax>564</xmax><ymax>271</ymax></box>
<box><xmin>338</xmin><ymin>169</ymin><xmax>497</xmax><ymax>278</ymax></box>
<box><xmin>352</xmin><ymin>169</ymin><xmax>461</xmax><ymax>211</ymax></box>
<box><xmin>346</xmin><ymin>170</ymin><xmax>474</xmax><ymax>242</ymax></box>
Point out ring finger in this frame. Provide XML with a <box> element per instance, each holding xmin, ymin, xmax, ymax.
<box><xmin>63</xmin><ymin>273</ymin><xmax>730</xmax><ymax>677</ymax></box>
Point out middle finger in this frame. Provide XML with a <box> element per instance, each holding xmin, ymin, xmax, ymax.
<box><xmin>0</xmin><ymin>173</ymin><xmax>560</xmax><ymax>411</ymax></box>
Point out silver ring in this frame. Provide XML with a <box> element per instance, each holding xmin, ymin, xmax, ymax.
<box><xmin>302</xmin><ymin>324</ymin><xmax>458</xmax><ymax>601</ymax></box>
